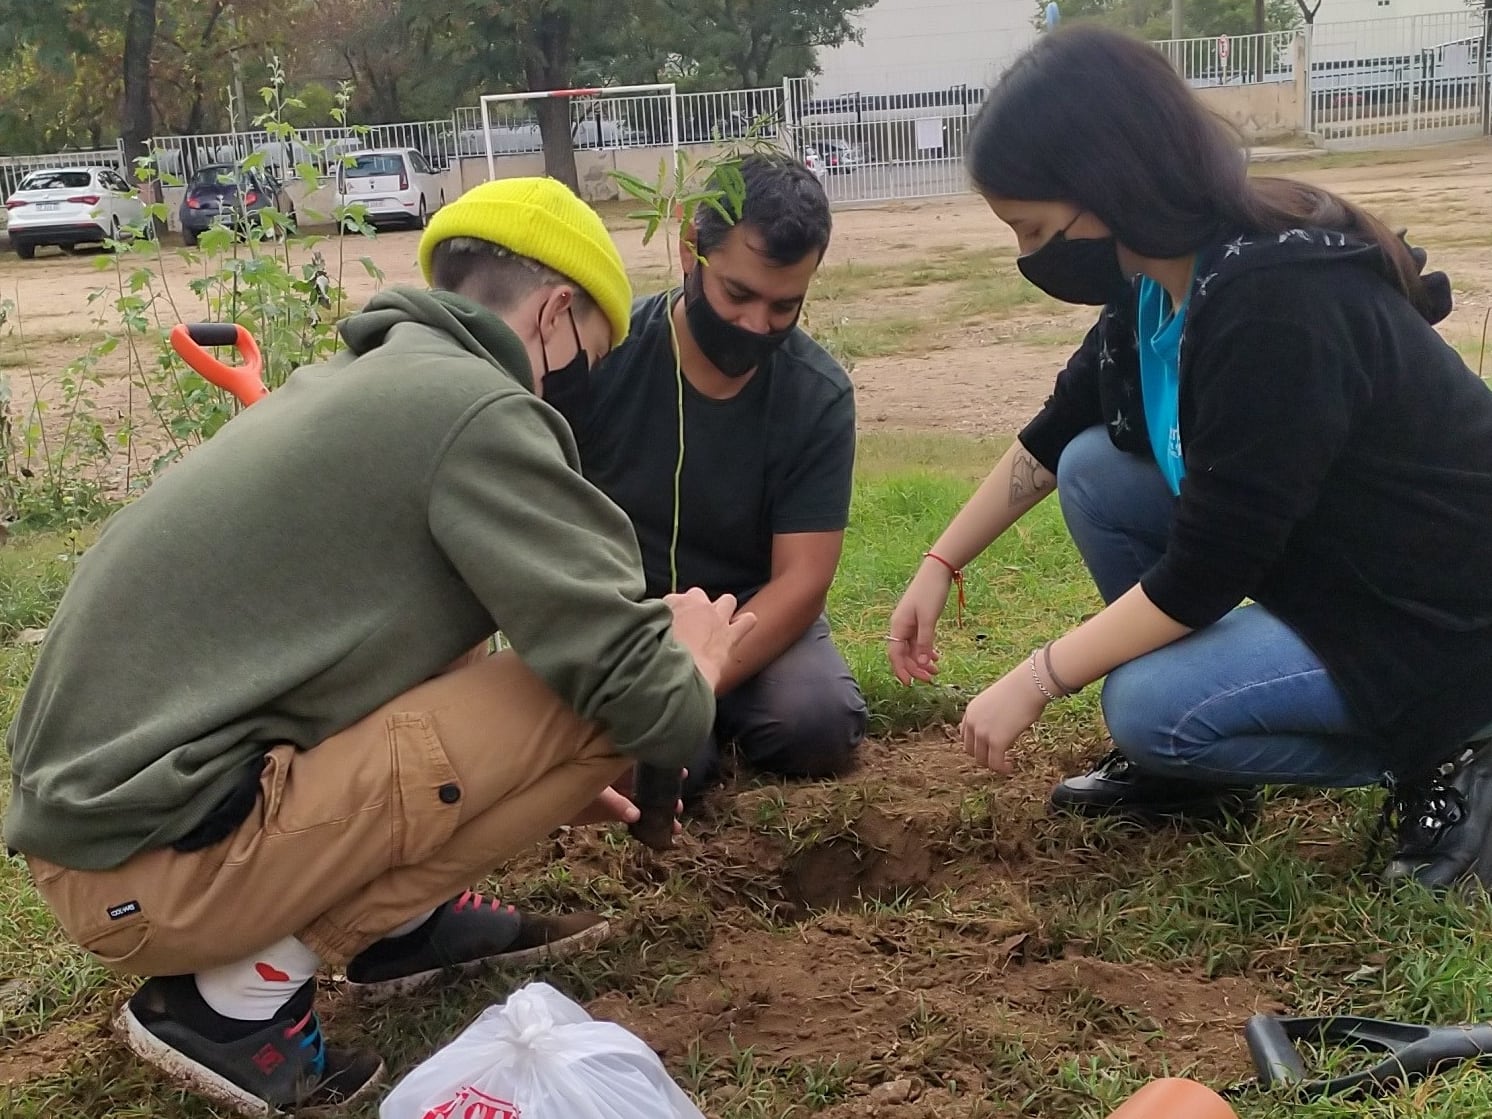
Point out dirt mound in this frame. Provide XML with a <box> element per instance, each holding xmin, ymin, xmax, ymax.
<box><xmin>543</xmin><ymin>735</ymin><xmax>1287</xmax><ymax>1116</ymax></box>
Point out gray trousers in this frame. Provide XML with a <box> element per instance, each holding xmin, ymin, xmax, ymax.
<box><xmin>683</xmin><ymin>614</ymin><xmax>867</xmax><ymax>801</ymax></box>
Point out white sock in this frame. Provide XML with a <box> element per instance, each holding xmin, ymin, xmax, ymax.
<box><xmin>194</xmin><ymin>936</ymin><xmax>322</xmax><ymax>1022</ymax></box>
<box><xmin>384</xmin><ymin>907</ymin><xmax>437</xmax><ymax>939</ymax></box>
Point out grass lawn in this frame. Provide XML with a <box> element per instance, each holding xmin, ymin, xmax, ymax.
<box><xmin>3</xmin><ymin>432</ymin><xmax>1492</xmax><ymax>1118</ymax></box>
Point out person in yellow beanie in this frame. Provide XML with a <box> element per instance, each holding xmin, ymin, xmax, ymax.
<box><xmin>6</xmin><ymin>174</ymin><xmax>755</xmax><ymax>1116</ymax></box>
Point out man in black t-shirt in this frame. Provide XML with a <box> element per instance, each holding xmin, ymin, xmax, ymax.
<box><xmin>560</xmin><ymin>154</ymin><xmax>866</xmax><ymax>800</ymax></box>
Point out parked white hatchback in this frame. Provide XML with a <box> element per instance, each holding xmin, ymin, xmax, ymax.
<box><xmin>4</xmin><ymin>166</ymin><xmax>148</xmax><ymax>259</ymax></box>
<box><xmin>333</xmin><ymin>148</ymin><xmax>445</xmax><ymax>230</ymax></box>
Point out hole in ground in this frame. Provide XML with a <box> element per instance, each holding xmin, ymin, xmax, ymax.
<box><xmin>780</xmin><ymin>806</ymin><xmax>940</xmax><ymax>912</ymax></box>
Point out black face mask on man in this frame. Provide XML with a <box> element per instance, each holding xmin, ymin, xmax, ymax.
<box><xmin>682</xmin><ymin>264</ymin><xmax>797</xmax><ymax>378</ymax></box>
<box><xmin>538</xmin><ymin>307</ymin><xmax>592</xmax><ymax>427</ymax></box>
<box><xmin>1016</xmin><ymin>213</ymin><xmax>1130</xmax><ymax>307</ymax></box>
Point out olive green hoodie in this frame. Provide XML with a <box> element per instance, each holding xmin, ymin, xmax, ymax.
<box><xmin>4</xmin><ymin>287</ymin><xmax>713</xmax><ymax>869</ymax></box>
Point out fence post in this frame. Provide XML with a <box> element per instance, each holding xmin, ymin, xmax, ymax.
<box><xmin>1293</xmin><ymin>30</ymin><xmax>1310</xmax><ymax>135</ymax></box>
<box><xmin>782</xmin><ymin>75</ymin><xmax>797</xmax><ymax>156</ymax></box>
<box><xmin>451</xmin><ymin>114</ymin><xmax>469</xmax><ymax>194</ymax></box>
<box><xmin>1482</xmin><ymin>0</ymin><xmax>1491</xmax><ymax>135</ymax></box>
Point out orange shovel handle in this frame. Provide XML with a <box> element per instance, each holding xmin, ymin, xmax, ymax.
<box><xmin>170</xmin><ymin>323</ymin><xmax>268</xmax><ymax>407</ymax></box>
<box><xmin>1106</xmin><ymin>1078</ymin><xmax>1238</xmax><ymax>1119</ymax></box>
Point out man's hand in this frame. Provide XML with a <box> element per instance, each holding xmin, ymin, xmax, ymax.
<box><xmin>663</xmin><ymin>587</ymin><xmax>757</xmax><ymax>693</ymax></box>
<box><xmin>567</xmin><ymin>781</ymin><xmax>685</xmax><ymax>837</ymax></box>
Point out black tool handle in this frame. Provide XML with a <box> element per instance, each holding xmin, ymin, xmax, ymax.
<box><xmin>1376</xmin><ymin>1025</ymin><xmax>1492</xmax><ymax>1081</ymax></box>
<box><xmin>627</xmin><ymin>763</ymin><xmax>681</xmax><ymax>851</ymax></box>
<box><xmin>184</xmin><ymin>322</ymin><xmax>240</xmax><ymax>347</ymax></box>
<box><xmin>1245</xmin><ymin>1015</ymin><xmax>1309</xmax><ymax>1086</ymax></box>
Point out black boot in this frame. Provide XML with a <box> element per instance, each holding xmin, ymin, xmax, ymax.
<box><xmin>1381</xmin><ymin>741</ymin><xmax>1492</xmax><ymax>889</ymax></box>
<box><xmin>1049</xmin><ymin>749</ymin><xmax>1260</xmax><ymax>822</ymax></box>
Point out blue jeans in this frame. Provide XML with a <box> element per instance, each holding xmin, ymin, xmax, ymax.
<box><xmin>1057</xmin><ymin>426</ymin><xmax>1398</xmax><ymax>788</ymax></box>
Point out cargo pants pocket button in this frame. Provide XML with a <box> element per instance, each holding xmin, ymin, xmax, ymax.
<box><xmin>438</xmin><ymin>783</ymin><xmax>462</xmax><ymax>805</ymax></box>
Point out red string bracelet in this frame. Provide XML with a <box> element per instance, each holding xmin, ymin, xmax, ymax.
<box><xmin>924</xmin><ymin>551</ymin><xmax>965</xmax><ymax>626</ymax></box>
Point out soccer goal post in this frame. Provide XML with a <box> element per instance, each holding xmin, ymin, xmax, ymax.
<box><xmin>477</xmin><ymin>83</ymin><xmax>680</xmax><ymax>184</ymax></box>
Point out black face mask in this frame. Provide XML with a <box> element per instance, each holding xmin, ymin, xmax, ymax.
<box><xmin>538</xmin><ymin>307</ymin><xmax>592</xmax><ymax>427</ymax></box>
<box><xmin>682</xmin><ymin>265</ymin><xmax>798</xmax><ymax>378</ymax></box>
<box><xmin>1017</xmin><ymin>217</ymin><xmax>1130</xmax><ymax>307</ymax></box>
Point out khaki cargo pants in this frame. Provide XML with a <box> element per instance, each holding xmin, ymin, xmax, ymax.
<box><xmin>27</xmin><ymin>648</ymin><xmax>630</xmax><ymax>974</ymax></box>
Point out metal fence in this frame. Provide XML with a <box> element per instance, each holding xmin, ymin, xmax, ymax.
<box><xmin>146</xmin><ymin>119</ymin><xmax>458</xmax><ymax>184</ymax></box>
<box><xmin>1307</xmin><ymin>10</ymin><xmax>1485</xmax><ymax>147</ymax></box>
<box><xmin>0</xmin><ymin>143</ymin><xmax>128</xmax><ymax>199</ymax></box>
<box><xmin>453</xmin><ymin>87</ymin><xmax>782</xmax><ymax>158</ymax></box>
<box><xmin>781</xmin><ymin>30</ymin><xmax>1302</xmax><ymax>207</ymax></box>
<box><xmin>783</xmin><ymin>78</ymin><xmax>989</xmax><ymax>205</ymax></box>
<box><xmin>1158</xmin><ymin>30</ymin><xmax>1298</xmax><ymax>87</ymax></box>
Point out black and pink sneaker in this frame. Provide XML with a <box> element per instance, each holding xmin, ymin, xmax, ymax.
<box><xmin>115</xmin><ymin>974</ymin><xmax>383</xmax><ymax>1116</ymax></box>
<box><xmin>343</xmin><ymin>890</ymin><xmax>611</xmax><ymax>1002</ymax></box>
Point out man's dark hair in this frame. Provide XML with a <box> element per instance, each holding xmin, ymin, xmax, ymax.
<box><xmin>695</xmin><ymin>153</ymin><xmax>832</xmax><ymax>266</ymax></box>
<box><xmin>430</xmin><ymin>237</ymin><xmax>596</xmax><ymax>316</ymax></box>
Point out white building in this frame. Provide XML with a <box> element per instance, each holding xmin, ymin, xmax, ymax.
<box><xmin>811</xmin><ymin>0</ymin><xmax>1478</xmax><ymax>97</ymax></box>
<box><xmin>812</xmin><ymin>0</ymin><xmax>1038</xmax><ymax>98</ymax></box>
<box><xmin>1314</xmin><ymin>0</ymin><xmax>1477</xmax><ymax>21</ymax></box>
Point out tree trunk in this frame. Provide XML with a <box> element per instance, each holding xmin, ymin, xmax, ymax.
<box><xmin>121</xmin><ymin>0</ymin><xmax>158</xmax><ymax>184</ymax></box>
<box><xmin>533</xmin><ymin>97</ymin><xmax>579</xmax><ymax>191</ymax></box>
<box><xmin>521</xmin><ymin>8</ymin><xmax>580</xmax><ymax>192</ymax></box>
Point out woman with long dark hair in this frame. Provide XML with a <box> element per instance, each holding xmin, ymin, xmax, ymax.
<box><xmin>886</xmin><ymin>25</ymin><xmax>1492</xmax><ymax>886</ymax></box>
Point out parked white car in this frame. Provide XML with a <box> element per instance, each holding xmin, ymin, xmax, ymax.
<box><xmin>802</xmin><ymin>147</ymin><xmax>830</xmax><ymax>188</ymax></box>
<box><xmin>334</xmin><ymin>148</ymin><xmax>445</xmax><ymax>230</ymax></box>
<box><xmin>3</xmin><ymin>166</ymin><xmax>147</xmax><ymax>259</ymax></box>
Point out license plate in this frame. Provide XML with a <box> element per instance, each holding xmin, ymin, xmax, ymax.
<box><xmin>38</xmin><ymin>202</ymin><xmax>60</xmax><ymax>211</ymax></box>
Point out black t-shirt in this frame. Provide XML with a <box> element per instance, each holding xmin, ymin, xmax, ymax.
<box><xmin>575</xmin><ymin>292</ymin><xmax>856</xmax><ymax>601</ymax></box>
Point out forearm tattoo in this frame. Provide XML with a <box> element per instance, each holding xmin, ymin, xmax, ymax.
<box><xmin>1008</xmin><ymin>447</ymin><xmax>1055</xmax><ymax>507</ymax></box>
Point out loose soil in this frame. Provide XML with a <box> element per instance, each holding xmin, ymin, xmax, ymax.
<box><xmin>529</xmin><ymin>733</ymin><xmax>1290</xmax><ymax>1117</ymax></box>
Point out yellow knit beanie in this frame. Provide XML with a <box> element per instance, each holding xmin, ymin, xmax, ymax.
<box><xmin>419</xmin><ymin>177</ymin><xmax>632</xmax><ymax>346</ymax></box>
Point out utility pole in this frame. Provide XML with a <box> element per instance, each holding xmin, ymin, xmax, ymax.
<box><xmin>1172</xmin><ymin>0</ymin><xmax>1183</xmax><ymax>40</ymax></box>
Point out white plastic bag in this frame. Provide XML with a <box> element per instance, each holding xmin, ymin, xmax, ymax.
<box><xmin>379</xmin><ymin>982</ymin><xmax>706</xmax><ymax>1119</ymax></box>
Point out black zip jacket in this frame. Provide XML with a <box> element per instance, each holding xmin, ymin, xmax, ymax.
<box><xmin>1020</xmin><ymin>228</ymin><xmax>1492</xmax><ymax>767</ymax></box>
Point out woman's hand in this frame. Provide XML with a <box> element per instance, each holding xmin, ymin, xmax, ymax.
<box><xmin>888</xmin><ymin>563</ymin><xmax>954</xmax><ymax>684</ymax></box>
<box><xmin>959</xmin><ymin>667</ymin><xmax>1049</xmax><ymax>774</ymax></box>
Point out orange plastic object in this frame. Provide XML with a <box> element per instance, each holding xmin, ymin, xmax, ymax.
<box><xmin>169</xmin><ymin>323</ymin><xmax>268</xmax><ymax>407</ymax></box>
<box><xmin>1106</xmin><ymin>1079</ymin><xmax>1238</xmax><ymax>1119</ymax></box>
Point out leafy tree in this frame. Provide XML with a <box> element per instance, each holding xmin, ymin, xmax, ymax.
<box><xmin>651</xmin><ymin>0</ymin><xmax>877</xmax><ymax>88</ymax></box>
<box><xmin>290</xmin><ymin>0</ymin><xmax>472</xmax><ymax>123</ymax></box>
<box><xmin>0</xmin><ymin>0</ymin><xmax>301</xmax><ymax>160</ymax></box>
<box><xmin>0</xmin><ymin>41</ymin><xmax>121</xmax><ymax>152</ymax></box>
<box><xmin>0</xmin><ymin>0</ymin><xmax>880</xmax><ymax>180</ymax></box>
